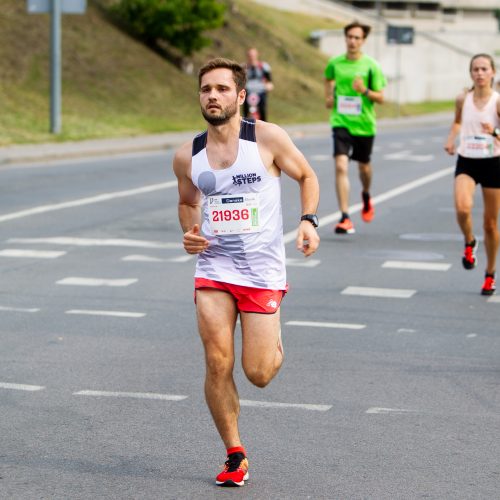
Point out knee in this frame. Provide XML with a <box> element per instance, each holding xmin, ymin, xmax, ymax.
<box><xmin>205</xmin><ymin>350</ymin><xmax>234</xmax><ymax>379</ymax></box>
<box><xmin>243</xmin><ymin>365</ymin><xmax>274</xmax><ymax>388</ymax></box>
<box><xmin>483</xmin><ymin>218</ymin><xmax>499</xmax><ymax>236</ymax></box>
<box><xmin>456</xmin><ymin>205</ymin><xmax>471</xmax><ymax>220</ymax></box>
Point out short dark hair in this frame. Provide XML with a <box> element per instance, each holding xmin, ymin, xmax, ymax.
<box><xmin>198</xmin><ymin>58</ymin><xmax>247</xmax><ymax>92</ymax></box>
<box><xmin>344</xmin><ymin>21</ymin><xmax>371</xmax><ymax>39</ymax></box>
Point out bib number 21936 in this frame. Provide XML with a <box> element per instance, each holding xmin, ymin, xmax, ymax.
<box><xmin>208</xmin><ymin>194</ymin><xmax>260</xmax><ymax>235</ymax></box>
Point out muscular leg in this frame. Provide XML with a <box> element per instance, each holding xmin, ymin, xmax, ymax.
<box><xmin>454</xmin><ymin>174</ymin><xmax>476</xmax><ymax>243</ymax></box>
<box><xmin>358</xmin><ymin>161</ymin><xmax>372</xmax><ymax>193</ymax></box>
<box><xmin>240</xmin><ymin>310</ymin><xmax>283</xmax><ymax>388</ymax></box>
<box><xmin>196</xmin><ymin>289</ymin><xmax>241</xmax><ymax>449</ymax></box>
<box><xmin>481</xmin><ymin>187</ymin><xmax>500</xmax><ymax>275</ymax></box>
<box><xmin>335</xmin><ymin>154</ymin><xmax>350</xmax><ymax>214</ymax></box>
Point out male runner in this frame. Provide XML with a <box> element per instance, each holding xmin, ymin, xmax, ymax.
<box><xmin>324</xmin><ymin>21</ymin><xmax>386</xmax><ymax>234</ymax></box>
<box><xmin>243</xmin><ymin>47</ymin><xmax>273</xmax><ymax>121</ymax></box>
<box><xmin>172</xmin><ymin>58</ymin><xmax>320</xmax><ymax>486</ymax></box>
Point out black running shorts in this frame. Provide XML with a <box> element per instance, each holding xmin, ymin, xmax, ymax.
<box><xmin>332</xmin><ymin>127</ymin><xmax>375</xmax><ymax>163</ymax></box>
<box><xmin>455</xmin><ymin>155</ymin><xmax>500</xmax><ymax>188</ymax></box>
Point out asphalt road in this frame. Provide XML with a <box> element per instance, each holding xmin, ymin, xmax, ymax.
<box><xmin>0</xmin><ymin>122</ymin><xmax>499</xmax><ymax>499</ymax></box>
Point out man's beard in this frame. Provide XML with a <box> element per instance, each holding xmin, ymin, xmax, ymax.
<box><xmin>201</xmin><ymin>100</ymin><xmax>239</xmax><ymax>126</ymax></box>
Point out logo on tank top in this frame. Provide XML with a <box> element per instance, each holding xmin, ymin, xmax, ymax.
<box><xmin>232</xmin><ymin>172</ymin><xmax>262</xmax><ymax>186</ymax></box>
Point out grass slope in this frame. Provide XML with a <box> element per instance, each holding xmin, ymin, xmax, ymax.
<box><xmin>0</xmin><ymin>0</ymin><xmax>451</xmax><ymax>145</ymax></box>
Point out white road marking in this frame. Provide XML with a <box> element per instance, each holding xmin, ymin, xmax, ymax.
<box><xmin>0</xmin><ymin>181</ymin><xmax>178</xmax><ymax>224</ymax></box>
<box><xmin>283</xmin><ymin>166</ymin><xmax>454</xmax><ymax>244</ymax></box>
<box><xmin>122</xmin><ymin>254</ymin><xmax>194</xmax><ymax>263</ymax></box>
<box><xmin>0</xmin><ymin>249</ymin><xmax>66</xmax><ymax>259</ymax></box>
<box><xmin>286</xmin><ymin>258</ymin><xmax>321</xmax><ymax>268</ymax></box>
<box><xmin>0</xmin><ymin>382</ymin><xmax>45</xmax><ymax>391</ymax></box>
<box><xmin>382</xmin><ymin>260</ymin><xmax>451</xmax><ymax>271</ymax></box>
<box><xmin>73</xmin><ymin>390</ymin><xmax>187</xmax><ymax>401</ymax></box>
<box><xmin>383</xmin><ymin>150</ymin><xmax>434</xmax><ymax>162</ymax></box>
<box><xmin>239</xmin><ymin>399</ymin><xmax>332</xmax><ymax>411</ymax></box>
<box><xmin>0</xmin><ymin>306</ymin><xmax>40</xmax><ymax>313</ymax></box>
<box><xmin>466</xmin><ymin>333</ymin><xmax>477</xmax><ymax>338</ymax></box>
<box><xmin>66</xmin><ymin>309</ymin><xmax>145</xmax><ymax>318</ymax></box>
<box><xmin>286</xmin><ymin>320</ymin><xmax>365</xmax><ymax>330</ymax></box>
<box><xmin>342</xmin><ymin>286</ymin><xmax>416</xmax><ymax>298</ymax></box>
<box><xmin>57</xmin><ymin>277</ymin><xmax>137</xmax><ymax>287</ymax></box>
<box><xmin>310</xmin><ymin>154</ymin><xmax>331</xmax><ymax>161</ymax></box>
<box><xmin>397</xmin><ymin>328</ymin><xmax>416</xmax><ymax>333</ymax></box>
<box><xmin>487</xmin><ymin>296</ymin><xmax>500</xmax><ymax>303</ymax></box>
<box><xmin>8</xmin><ymin>237</ymin><xmax>182</xmax><ymax>249</ymax></box>
<box><xmin>366</xmin><ymin>407</ymin><xmax>413</xmax><ymax>414</ymax></box>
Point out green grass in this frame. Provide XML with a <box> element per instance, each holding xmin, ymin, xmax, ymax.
<box><xmin>0</xmin><ymin>0</ymin><xmax>453</xmax><ymax>146</ymax></box>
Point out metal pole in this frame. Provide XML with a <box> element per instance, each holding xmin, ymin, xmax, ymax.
<box><xmin>50</xmin><ymin>0</ymin><xmax>62</xmax><ymax>134</ymax></box>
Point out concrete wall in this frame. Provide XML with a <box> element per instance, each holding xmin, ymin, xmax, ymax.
<box><xmin>318</xmin><ymin>29</ymin><xmax>500</xmax><ymax>102</ymax></box>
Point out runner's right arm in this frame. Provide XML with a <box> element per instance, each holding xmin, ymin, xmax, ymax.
<box><xmin>172</xmin><ymin>142</ymin><xmax>209</xmax><ymax>254</ymax></box>
<box><xmin>444</xmin><ymin>92</ymin><xmax>465</xmax><ymax>155</ymax></box>
<box><xmin>324</xmin><ymin>78</ymin><xmax>335</xmax><ymax>109</ymax></box>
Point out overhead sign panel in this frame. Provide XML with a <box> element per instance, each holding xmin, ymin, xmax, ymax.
<box><xmin>27</xmin><ymin>0</ymin><xmax>87</xmax><ymax>14</ymax></box>
<box><xmin>387</xmin><ymin>25</ymin><xmax>414</xmax><ymax>45</ymax></box>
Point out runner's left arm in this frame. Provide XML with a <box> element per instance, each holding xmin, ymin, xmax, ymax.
<box><xmin>258</xmin><ymin>123</ymin><xmax>320</xmax><ymax>257</ymax></box>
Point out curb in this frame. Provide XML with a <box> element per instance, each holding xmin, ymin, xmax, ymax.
<box><xmin>0</xmin><ymin>112</ymin><xmax>452</xmax><ymax>166</ymax></box>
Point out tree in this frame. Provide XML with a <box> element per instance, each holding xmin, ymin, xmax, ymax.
<box><xmin>112</xmin><ymin>0</ymin><xmax>226</xmax><ymax>56</ymax></box>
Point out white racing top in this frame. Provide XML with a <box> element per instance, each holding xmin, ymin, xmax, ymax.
<box><xmin>191</xmin><ymin>118</ymin><xmax>286</xmax><ymax>290</ymax></box>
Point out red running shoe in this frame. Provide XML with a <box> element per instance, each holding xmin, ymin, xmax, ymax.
<box><xmin>361</xmin><ymin>195</ymin><xmax>374</xmax><ymax>223</ymax></box>
<box><xmin>481</xmin><ymin>274</ymin><xmax>496</xmax><ymax>296</ymax></box>
<box><xmin>335</xmin><ymin>218</ymin><xmax>355</xmax><ymax>234</ymax></box>
<box><xmin>462</xmin><ymin>239</ymin><xmax>478</xmax><ymax>270</ymax></box>
<box><xmin>215</xmin><ymin>452</ymin><xmax>249</xmax><ymax>487</ymax></box>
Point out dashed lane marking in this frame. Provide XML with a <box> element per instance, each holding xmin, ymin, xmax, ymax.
<box><xmin>8</xmin><ymin>237</ymin><xmax>182</xmax><ymax>249</ymax></box>
<box><xmin>382</xmin><ymin>260</ymin><xmax>451</xmax><ymax>271</ymax></box>
<box><xmin>0</xmin><ymin>305</ymin><xmax>40</xmax><ymax>313</ymax></box>
<box><xmin>341</xmin><ymin>286</ymin><xmax>416</xmax><ymax>298</ymax></box>
<box><xmin>0</xmin><ymin>382</ymin><xmax>45</xmax><ymax>391</ymax></box>
<box><xmin>0</xmin><ymin>181</ymin><xmax>178</xmax><ymax>224</ymax></box>
<box><xmin>383</xmin><ymin>150</ymin><xmax>434</xmax><ymax>162</ymax></box>
<box><xmin>0</xmin><ymin>249</ymin><xmax>67</xmax><ymax>259</ymax></box>
<box><xmin>66</xmin><ymin>309</ymin><xmax>146</xmax><ymax>318</ymax></box>
<box><xmin>366</xmin><ymin>407</ymin><xmax>414</xmax><ymax>414</ymax></box>
<box><xmin>73</xmin><ymin>390</ymin><xmax>187</xmax><ymax>401</ymax></box>
<box><xmin>122</xmin><ymin>254</ymin><xmax>194</xmax><ymax>263</ymax></box>
<box><xmin>286</xmin><ymin>320</ymin><xmax>365</xmax><ymax>330</ymax></box>
<box><xmin>239</xmin><ymin>399</ymin><xmax>332</xmax><ymax>411</ymax></box>
<box><xmin>487</xmin><ymin>296</ymin><xmax>500</xmax><ymax>303</ymax></box>
<box><xmin>56</xmin><ymin>277</ymin><xmax>137</xmax><ymax>287</ymax></box>
<box><xmin>286</xmin><ymin>258</ymin><xmax>320</xmax><ymax>268</ymax></box>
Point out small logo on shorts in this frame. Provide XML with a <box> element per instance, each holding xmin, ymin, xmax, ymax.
<box><xmin>266</xmin><ymin>299</ymin><xmax>278</xmax><ymax>309</ymax></box>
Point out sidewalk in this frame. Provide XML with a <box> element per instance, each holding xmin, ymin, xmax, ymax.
<box><xmin>0</xmin><ymin>112</ymin><xmax>451</xmax><ymax>166</ymax></box>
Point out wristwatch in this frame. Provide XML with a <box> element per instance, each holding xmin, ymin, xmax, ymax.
<box><xmin>300</xmin><ymin>214</ymin><xmax>319</xmax><ymax>228</ymax></box>
<box><xmin>492</xmin><ymin>127</ymin><xmax>500</xmax><ymax>138</ymax></box>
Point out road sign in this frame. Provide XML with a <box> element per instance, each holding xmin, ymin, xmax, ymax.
<box><xmin>27</xmin><ymin>0</ymin><xmax>87</xmax><ymax>134</ymax></box>
<box><xmin>27</xmin><ymin>0</ymin><xmax>86</xmax><ymax>15</ymax></box>
<box><xmin>386</xmin><ymin>25</ymin><xmax>414</xmax><ymax>45</ymax></box>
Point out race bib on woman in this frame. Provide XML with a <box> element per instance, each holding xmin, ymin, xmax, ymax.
<box><xmin>463</xmin><ymin>135</ymin><xmax>494</xmax><ymax>158</ymax></box>
<box><xmin>208</xmin><ymin>194</ymin><xmax>260</xmax><ymax>235</ymax></box>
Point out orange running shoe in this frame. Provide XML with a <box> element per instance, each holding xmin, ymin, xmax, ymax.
<box><xmin>462</xmin><ymin>239</ymin><xmax>478</xmax><ymax>270</ymax></box>
<box><xmin>335</xmin><ymin>218</ymin><xmax>355</xmax><ymax>234</ymax></box>
<box><xmin>361</xmin><ymin>194</ymin><xmax>375</xmax><ymax>223</ymax></box>
<box><xmin>481</xmin><ymin>273</ymin><xmax>496</xmax><ymax>296</ymax></box>
<box><xmin>216</xmin><ymin>452</ymin><xmax>249</xmax><ymax>487</ymax></box>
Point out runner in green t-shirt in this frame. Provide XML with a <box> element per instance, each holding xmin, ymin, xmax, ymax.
<box><xmin>324</xmin><ymin>21</ymin><xmax>387</xmax><ymax>234</ymax></box>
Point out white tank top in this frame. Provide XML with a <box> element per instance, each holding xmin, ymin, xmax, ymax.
<box><xmin>458</xmin><ymin>90</ymin><xmax>500</xmax><ymax>158</ymax></box>
<box><xmin>191</xmin><ymin>119</ymin><xmax>286</xmax><ymax>289</ymax></box>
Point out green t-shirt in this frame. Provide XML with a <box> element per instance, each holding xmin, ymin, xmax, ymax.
<box><xmin>324</xmin><ymin>54</ymin><xmax>386</xmax><ymax>136</ymax></box>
